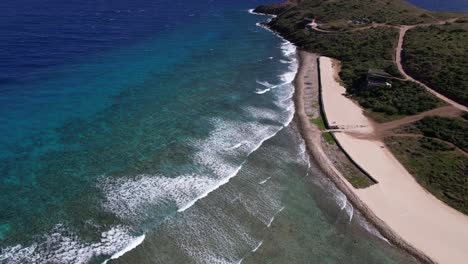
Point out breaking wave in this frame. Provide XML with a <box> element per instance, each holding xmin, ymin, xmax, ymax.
<box><xmin>0</xmin><ymin>225</ymin><xmax>143</xmax><ymax>264</ymax></box>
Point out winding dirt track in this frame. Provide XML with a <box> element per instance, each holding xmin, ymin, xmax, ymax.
<box><xmin>395</xmin><ymin>19</ymin><xmax>467</xmax><ymax>112</ymax></box>
<box><xmin>308</xmin><ymin>18</ymin><xmax>467</xmax><ymax>112</ymax></box>
<box><xmin>375</xmin><ymin>105</ymin><xmax>461</xmax><ymax>134</ymax></box>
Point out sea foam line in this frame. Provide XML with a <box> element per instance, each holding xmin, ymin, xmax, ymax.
<box><xmin>255</xmin><ymin>80</ymin><xmax>291</xmax><ymax>95</ymax></box>
<box><xmin>255</xmin><ymin>88</ymin><xmax>271</xmax><ymax>95</ymax></box>
<box><xmin>267</xmin><ymin>206</ymin><xmax>285</xmax><ymax>227</ymax></box>
<box><xmin>177</xmin><ymin>165</ymin><xmax>244</xmax><ymax>212</ymax></box>
<box><xmin>0</xmin><ymin>225</ymin><xmax>142</xmax><ymax>264</ymax></box>
<box><xmin>252</xmin><ymin>241</ymin><xmax>263</xmax><ymax>252</ymax></box>
<box><xmin>102</xmin><ymin>234</ymin><xmax>146</xmax><ymax>264</ymax></box>
<box><xmin>178</xmin><ymin>121</ymin><xmax>292</xmax><ymax>213</ymax></box>
<box><xmin>248</xmin><ymin>9</ymin><xmax>277</xmax><ymax>18</ymax></box>
<box><xmin>178</xmin><ymin>55</ymin><xmax>298</xmax><ymax>212</ymax></box>
<box><xmin>225</xmin><ymin>142</ymin><xmax>244</xmax><ymax>150</ymax></box>
<box><xmin>259</xmin><ymin>177</ymin><xmax>271</xmax><ymax>185</ymax></box>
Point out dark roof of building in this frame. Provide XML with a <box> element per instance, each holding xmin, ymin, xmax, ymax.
<box><xmin>367</xmin><ymin>69</ymin><xmax>393</xmax><ymax>79</ymax></box>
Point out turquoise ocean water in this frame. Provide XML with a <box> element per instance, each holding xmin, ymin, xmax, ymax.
<box><xmin>1</xmin><ymin>0</ymin><xmax>462</xmax><ymax>263</ymax></box>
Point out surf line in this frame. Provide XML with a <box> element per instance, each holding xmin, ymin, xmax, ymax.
<box><xmin>178</xmin><ymin>123</ymin><xmax>290</xmax><ymax>213</ymax></box>
<box><xmin>236</xmin><ymin>239</ymin><xmax>264</xmax><ymax>264</ymax></box>
<box><xmin>255</xmin><ymin>80</ymin><xmax>291</xmax><ymax>95</ymax></box>
<box><xmin>177</xmin><ymin>10</ymin><xmax>298</xmax><ymax>214</ymax></box>
<box><xmin>252</xmin><ymin>240</ymin><xmax>264</xmax><ymax>252</ymax></box>
<box><xmin>337</xmin><ymin>194</ymin><xmax>354</xmax><ymax>223</ymax></box>
<box><xmin>225</xmin><ymin>142</ymin><xmax>244</xmax><ymax>150</ymax></box>
<box><xmin>267</xmin><ymin>206</ymin><xmax>286</xmax><ymax>227</ymax></box>
<box><xmin>258</xmin><ymin>177</ymin><xmax>271</xmax><ymax>185</ymax></box>
<box><xmin>102</xmin><ymin>234</ymin><xmax>146</xmax><ymax>264</ymax></box>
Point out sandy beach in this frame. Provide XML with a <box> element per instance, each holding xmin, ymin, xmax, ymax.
<box><xmin>295</xmin><ymin>53</ymin><xmax>468</xmax><ymax>264</ymax></box>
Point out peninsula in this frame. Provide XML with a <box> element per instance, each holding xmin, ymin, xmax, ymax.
<box><xmin>254</xmin><ymin>0</ymin><xmax>468</xmax><ymax>263</ymax></box>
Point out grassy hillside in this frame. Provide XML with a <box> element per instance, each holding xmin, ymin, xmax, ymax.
<box><xmin>403</xmin><ymin>21</ymin><xmax>468</xmax><ymax>106</ymax></box>
<box><xmin>265</xmin><ymin>0</ymin><xmax>438</xmax><ymax>29</ymax></box>
<box><xmin>262</xmin><ymin>0</ymin><xmax>443</xmax><ymax>121</ymax></box>
<box><xmin>398</xmin><ymin>116</ymin><xmax>468</xmax><ymax>152</ymax></box>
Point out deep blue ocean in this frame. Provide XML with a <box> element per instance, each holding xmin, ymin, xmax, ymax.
<box><xmin>0</xmin><ymin>0</ymin><xmax>465</xmax><ymax>263</ymax></box>
<box><xmin>407</xmin><ymin>0</ymin><xmax>468</xmax><ymax>11</ymax></box>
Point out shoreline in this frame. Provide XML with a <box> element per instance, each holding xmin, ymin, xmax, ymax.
<box><xmin>252</xmin><ymin>9</ymin><xmax>468</xmax><ymax>264</ymax></box>
<box><xmin>292</xmin><ymin>50</ymin><xmax>435</xmax><ymax>264</ymax></box>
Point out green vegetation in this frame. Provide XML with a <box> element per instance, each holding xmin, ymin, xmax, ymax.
<box><xmin>254</xmin><ymin>0</ymin><xmax>295</xmax><ymax>15</ymax></box>
<box><xmin>347</xmin><ymin>173</ymin><xmax>373</xmax><ymax>189</ymax></box>
<box><xmin>268</xmin><ymin>7</ymin><xmax>401</xmax><ymax>89</ymax></box>
<box><xmin>261</xmin><ymin>0</ymin><xmax>444</xmax><ymax>121</ymax></box>
<box><xmin>385</xmin><ymin>136</ymin><xmax>468</xmax><ymax>215</ymax></box>
<box><xmin>399</xmin><ymin>116</ymin><xmax>468</xmax><ymax>152</ymax></box>
<box><xmin>267</xmin><ymin>0</ymin><xmax>438</xmax><ymax>28</ymax></box>
<box><xmin>353</xmin><ymin>80</ymin><xmax>443</xmax><ymax>122</ymax></box>
<box><xmin>310</xmin><ymin>116</ymin><xmax>326</xmax><ymax>129</ymax></box>
<box><xmin>256</xmin><ymin>0</ymin><xmax>468</xmax><ymax>214</ymax></box>
<box><xmin>404</xmin><ymin>21</ymin><xmax>468</xmax><ymax>106</ymax></box>
<box><xmin>322</xmin><ymin>132</ymin><xmax>335</xmax><ymax>145</ymax></box>
<box><xmin>310</xmin><ymin>117</ymin><xmax>335</xmax><ymax>144</ymax></box>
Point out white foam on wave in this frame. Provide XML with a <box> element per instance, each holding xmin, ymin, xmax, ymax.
<box><xmin>267</xmin><ymin>206</ymin><xmax>285</xmax><ymax>227</ymax></box>
<box><xmin>338</xmin><ymin>192</ymin><xmax>348</xmax><ymax>210</ymax></box>
<box><xmin>248</xmin><ymin>9</ymin><xmax>277</xmax><ymax>18</ymax></box>
<box><xmin>255</xmin><ymin>80</ymin><xmax>291</xmax><ymax>95</ymax></box>
<box><xmin>255</xmin><ymin>80</ymin><xmax>275</xmax><ymax>94</ymax></box>
<box><xmin>177</xmin><ymin>165</ymin><xmax>244</xmax><ymax>212</ymax></box>
<box><xmin>255</xmin><ymin>87</ymin><xmax>271</xmax><ymax>95</ymax></box>
<box><xmin>252</xmin><ymin>241</ymin><xmax>263</xmax><ymax>252</ymax></box>
<box><xmin>359</xmin><ymin>219</ymin><xmax>390</xmax><ymax>244</ymax></box>
<box><xmin>193</xmin><ymin>118</ymin><xmax>278</xmax><ymax>176</ymax></box>
<box><xmin>181</xmin><ymin>117</ymin><xmax>292</xmax><ymax>213</ymax></box>
<box><xmin>92</xmin><ymin>17</ymin><xmax>300</xmax><ymax>262</ymax></box>
<box><xmin>101</xmin><ymin>174</ymin><xmax>219</xmax><ymax>218</ymax></box>
<box><xmin>344</xmin><ymin>202</ymin><xmax>354</xmax><ymax>223</ymax></box>
<box><xmin>255</xmin><ymin>22</ymin><xmax>275</xmax><ymax>33</ymax></box>
<box><xmin>254</xmin><ymin>26</ymin><xmax>298</xmax><ymax>100</ymax></box>
<box><xmin>170</xmin><ymin>206</ymin><xmax>258</xmax><ymax>264</ymax></box>
<box><xmin>333</xmin><ymin>189</ymin><xmax>353</xmax><ymax>222</ymax></box>
<box><xmin>280</xmin><ymin>42</ymin><xmax>298</xmax><ymax>84</ymax></box>
<box><xmin>254</xmin><ymin>22</ymin><xmax>298</xmax><ymax>86</ymax></box>
<box><xmin>258</xmin><ymin>177</ymin><xmax>271</xmax><ymax>185</ymax></box>
<box><xmin>101</xmin><ymin>116</ymin><xmax>290</xmax><ymax>220</ymax></box>
<box><xmin>103</xmin><ymin>234</ymin><xmax>145</xmax><ymax>264</ymax></box>
<box><xmin>309</xmin><ymin>164</ymin><xmax>392</xmax><ymax>242</ymax></box>
<box><xmin>225</xmin><ymin>142</ymin><xmax>244</xmax><ymax>150</ymax></box>
<box><xmin>243</xmin><ymin>106</ymin><xmax>283</xmax><ymax>124</ymax></box>
<box><xmin>0</xmin><ymin>225</ymin><xmax>143</xmax><ymax>264</ymax></box>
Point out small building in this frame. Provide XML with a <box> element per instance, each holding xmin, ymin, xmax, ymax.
<box><xmin>362</xmin><ymin>69</ymin><xmax>393</xmax><ymax>90</ymax></box>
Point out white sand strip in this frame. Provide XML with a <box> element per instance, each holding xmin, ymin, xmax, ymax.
<box><xmin>319</xmin><ymin>58</ymin><xmax>373</xmax><ymax>133</ymax></box>
<box><xmin>319</xmin><ymin>56</ymin><xmax>468</xmax><ymax>264</ymax></box>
